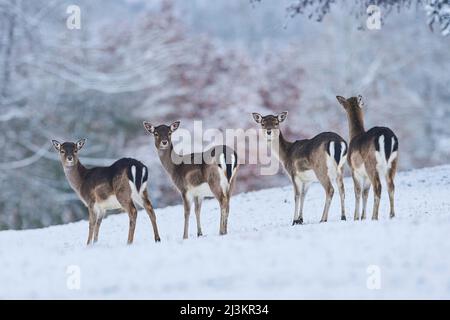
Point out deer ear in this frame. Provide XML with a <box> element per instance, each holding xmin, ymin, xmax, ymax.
<box><xmin>336</xmin><ymin>96</ymin><xmax>348</xmax><ymax>107</ymax></box>
<box><xmin>278</xmin><ymin>111</ymin><xmax>288</xmax><ymax>123</ymax></box>
<box><xmin>76</xmin><ymin>139</ymin><xmax>86</xmax><ymax>151</ymax></box>
<box><xmin>52</xmin><ymin>140</ymin><xmax>61</xmax><ymax>151</ymax></box>
<box><xmin>170</xmin><ymin>121</ymin><xmax>180</xmax><ymax>132</ymax></box>
<box><xmin>143</xmin><ymin>121</ymin><xmax>155</xmax><ymax>134</ymax></box>
<box><xmin>252</xmin><ymin>113</ymin><xmax>262</xmax><ymax>123</ymax></box>
<box><xmin>357</xmin><ymin>95</ymin><xmax>365</xmax><ymax>108</ymax></box>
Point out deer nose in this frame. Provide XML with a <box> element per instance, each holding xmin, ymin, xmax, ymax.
<box><xmin>67</xmin><ymin>156</ymin><xmax>73</xmax><ymax>161</ymax></box>
<box><xmin>161</xmin><ymin>140</ymin><xmax>168</xmax><ymax>146</ymax></box>
<box><xmin>267</xmin><ymin>130</ymin><xmax>272</xmax><ymax>135</ymax></box>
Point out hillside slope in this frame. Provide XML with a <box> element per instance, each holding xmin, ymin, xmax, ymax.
<box><xmin>1</xmin><ymin>165</ymin><xmax>450</xmax><ymax>299</ymax></box>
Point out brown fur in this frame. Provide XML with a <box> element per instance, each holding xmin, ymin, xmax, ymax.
<box><xmin>52</xmin><ymin>140</ymin><xmax>161</xmax><ymax>245</ymax></box>
<box><xmin>337</xmin><ymin>95</ymin><xmax>399</xmax><ymax>220</ymax></box>
<box><xmin>252</xmin><ymin>112</ymin><xmax>347</xmax><ymax>224</ymax></box>
<box><xmin>143</xmin><ymin>121</ymin><xmax>239</xmax><ymax>239</ymax></box>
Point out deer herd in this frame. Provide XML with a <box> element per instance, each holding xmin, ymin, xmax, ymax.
<box><xmin>52</xmin><ymin>95</ymin><xmax>398</xmax><ymax>245</ymax></box>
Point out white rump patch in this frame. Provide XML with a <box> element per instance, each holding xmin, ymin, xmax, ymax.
<box><xmin>131</xmin><ymin>165</ymin><xmax>136</xmax><ymax>184</ymax></box>
<box><xmin>375</xmin><ymin>135</ymin><xmax>394</xmax><ymax>175</ymax></box>
<box><xmin>339</xmin><ymin>142</ymin><xmax>347</xmax><ymax>167</ymax></box>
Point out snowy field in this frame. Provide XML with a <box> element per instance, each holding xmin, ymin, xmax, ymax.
<box><xmin>1</xmin><ymin>165</ymin><xmax>450</xmax><ymax>299</ymax></box>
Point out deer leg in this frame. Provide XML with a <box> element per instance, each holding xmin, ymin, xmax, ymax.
<box><xmin>194</xmin><ymin>197</ymin><xmax>203</xmax><ymax>237</ymax></box>
<box><xmin>142</xmin><ymin>190</ymin><xmax>161</xmax><ymax>242</ymax></box>
<box><xmin>86</xmin><ymin>205</ymin><xmax>96</xmax><ymax>246</ymax></box>
<box><xmin>352</xmin><ymin>172</ymin><xmax>362</xmax><ymax>220</ymax></box>
<box><xmin>361</xmin><ymin>178</ymin><xmax>370</xmax><ymax>220</ymax></box>
<box><xmin>182</xmin><ymin>194</ymin><xmax>191</xmax><ymax>239</ymax></box>
<box><xmin>125</xmin><ymin>202</ymin><xmax>138</xmax><ymax>244</ymax></box>
<box><xmin>219</xmin><ymin>199</ymin><xmax>227</xmax><ymax>236</ymax></box>
<box><xmin>386</xmin><ymin>159</ymin><xmax>397</xmax><ymax>219</ymax></box>
<box><xmin>317</xmin><ymin>173</ymin><xmax>334</xmax><ymax>223</ymax></box>
<box><xmin>223</xmin><ymin>196</ymin><xmax>231</xmax><ymax>234</ymax></box>
<box><xmin>337</xmin><ymin>172</ymin><xmax>346</xmax><ymax>221</ymax></box>
<box><xmin>292</xmin><ymin>178</ymin><xmax>301</xmax><ymax>225</ymax></box>
<box><xmin>93</xmin><ymin>209</ymin><xmax>104</xmax><ymax>243</ymax></box>
<box><xmin>299</xmin><ymin>182</ymin><xmax>310</xmax><ymax>223</ymax></box>
<box><xmin>369</xmin><ymin>173</ymin><xmax>382</xmax><ymax>221</ymax></box>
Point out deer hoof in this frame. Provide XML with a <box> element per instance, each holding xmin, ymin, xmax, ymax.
<box><xmin>292</xmin><ymin>219</ymin><xmax>303</xmax><ymax>225</ymax></box>
<box><xmin>341</xmin><ymin>216</ymin><xmax>346</xmax><ymax>221</ymax></box>
<box><xmin>390</xmin><ymin>213</ymin><xmax>395</xmax><ymax>219</ymax></box>
<box><xmin>197</xmin><ymin>232</ymin><xmax>203</xmax><ymax>237</ymax></box>
<box><xmin>155</xmin><ymin>237</ymin><xmax>161</xmax><ymax>242</ymax></box>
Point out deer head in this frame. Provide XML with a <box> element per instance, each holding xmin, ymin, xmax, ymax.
<box><xmin>52</xmin><ymin>139</ymin><xmax>86</xmax><ymax>167</ymax></box>
<box><xmin>336</xmin><ymin>95</ymin><xmax>365</xmax><ymax>112</ymax></box>
<box><xmin>143</xmin><ymin>121</ymin><xmax>180</xmax><ymax>150</ymax></box>
<box><xmin>252</xmin><ymin>112</ymin><xmax>288</xmax><ymax>141</ymax></box>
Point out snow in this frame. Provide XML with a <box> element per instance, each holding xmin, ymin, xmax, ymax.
<box><xmin>1</xmin><ymin>165</ymin><xmax>450</xmax><ymax>299</ymax></box>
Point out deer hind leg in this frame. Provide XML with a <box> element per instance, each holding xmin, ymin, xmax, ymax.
<box><xmin>125</xmin><ymin>202</ymin><xmax>138</xmax><ymax>244</ymax></box>
<box><xmin>86</xmin><ymin>204</ymin><xmax>97</xmax><ymax>246</ymax></box>
<box><xmin>142</xmin><ymin>190</ymin><xmax>161</xmax><ymax>242</ymax></box>
<box><xmin>194</xmin><ymin>197</ymin><xmax>203</xmax><ymax>237</ymax></box>
<box><xmin>386</xmin><ymin>159</ymin><xmax>397</xmax><ymax>219</ymax></box>
<box><xmin>361</xmin><ymin>178</ymin><xmax>371</xmax><ymax>220</ymax></box>
<box><xmin>367</xmin><ymin>168</ymin><xmax>382</xmax><ymax>221</ymax></box>
<box><xmin>351</xmin><ymin>172</ymin><xmax>362</xmax><ymax>220</ymax></box>
<box><xmin>182</xmin><ymin>194</ymin><xmax>192</xmax><ymax>239</ymax></box>
<box><xmin>93</xmin><ymin>208</ymin><xmax>104</xmax><ymax>243</ymax></box>
<box><xmin>336</xmin><ymin>172</ymin><xmax>346</xmax><ymax>221</ymax></box>
<box><xmin>317</xmin><ymin>172</ymin><xmax>334</xmax><ymax>223</ymax></box>
<box><xmin>218</xmin><ymin>196</ymin><xmax>229</xmax><ymax>235</ymax></box>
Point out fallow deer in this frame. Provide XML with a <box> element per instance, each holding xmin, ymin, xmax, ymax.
<box><xmin>143</xmin><ymin>121</ymin><xmax>238</xmax><ymax>239</ymax></box>
<box><xmin>252</xmin><ymin>112</ymin><xmax>347</xmax><ymax>224</ymax></box>
<box><xmin>52</xmin><ymin>139</ymin><xmax>161</xmax><ymax>245</ymax></box>
<box><xmin>336</xmin><ymin>95</ymin><xmax>398</xmax><ymax>220</ymax></box>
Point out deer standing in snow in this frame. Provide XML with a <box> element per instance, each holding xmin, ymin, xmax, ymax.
<box><xmin>52</xmin><ymin>139</ymin><xmax>161</xmax><ymax>245</ymax></box>
<box><xmin>252</xmin><ymin>112</ymin><xmax>348</xmax><ymax>224</ymax></box>
<box><xmin>336</xmin><ymin>95</ymin><xmax>398</xmax><ymax>220</ymax></box>
<box><xmin>143</xmin><ymin>121</ymin><xmax>239</xmax><ymax>239</ymax></box>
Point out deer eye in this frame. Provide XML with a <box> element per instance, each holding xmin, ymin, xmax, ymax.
<box><xmin>61</xmin><ymin>150</ymin><xmax>65</xmax><ymax>154</ymax></box>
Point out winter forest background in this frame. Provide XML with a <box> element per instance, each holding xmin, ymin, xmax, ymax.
<box><xmin>0</xmin><ymin>0</ymin><xmax>449</xmax><ymax>230</ymax></box>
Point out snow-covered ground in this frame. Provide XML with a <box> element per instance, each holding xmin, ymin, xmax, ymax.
<box><xmin>1</xmin><ymin>165</ymin><xmax>450</xmax><ymax>299</ymax></box>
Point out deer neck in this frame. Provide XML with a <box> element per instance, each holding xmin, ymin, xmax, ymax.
<box><xmin>158</xmin><ymin>143</ymin><xmax>178</xmax><ymax>177</ymax></box>
<box><xmin>270</xmin><ymin>130</ymin><xmax>291</xmax><ymax>165</ymax></box>
<box><xmin>347</xmin><ymin>109</ymin><xmax>366</xmax><ymax>139</ymax></box>
<box><xmin>63</xmin><ymin>161</ymin><xmax>87</xmax><ymax>197</ymax></box>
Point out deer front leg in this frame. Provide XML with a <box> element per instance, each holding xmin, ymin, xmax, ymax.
<box><xmin>86</xmin><ymin>205</ymin><xmax>96</xmax><ymax>246</ymax></box>
<box><xmin>292</xmin><ymin>179</ymin><xmax>309</xmax><ymax>225</ymax></box>
<box><xmin>142</xmin><ymin>190</ymin><xmax>161</xmax><ymax>242</ymax></box>
<box><xmin>194</xmin><ymin>197</ymin><xmax>203</xmax><ymax>237</ymax></box>
<box><xmin>182</xmin><ymin>194</ymin><xmax>191</xmax><ymax>239</ymax></box>
<box><xmin>93</xmin><ymin>209</ymin><xmax>104</xmax><ymax>243</ymax></box>
<box><xmin>292</xmin><ymin>178</ymin><xmax>301</xmax><ymax>225</ymax></box>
